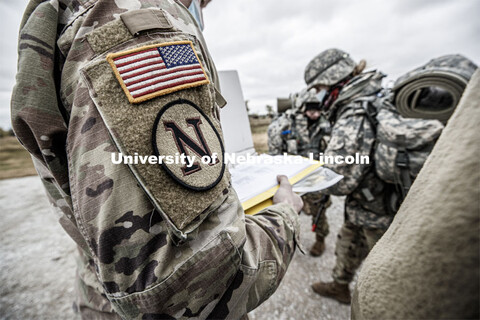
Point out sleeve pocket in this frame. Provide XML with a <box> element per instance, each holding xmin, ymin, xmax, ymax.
<box><xmin>108</xmin><ymin>232</ymin><xmax>241</xmax><ymax>319</ymax></box>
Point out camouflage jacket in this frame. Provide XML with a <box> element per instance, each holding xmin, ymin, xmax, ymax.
<box><xmin>322</xmin><ymin>71</ymin><xmax>394</xmax><ymax>229</ymax></box>
<box><xmin>267</xmin><ymin>110</ymin><xmax>329</xmax><ymax>158</ymax></box>
<box><xmin>11</xmin><ymin>1</ymin><xmax>300</xmax><ymax>319</ymax></box>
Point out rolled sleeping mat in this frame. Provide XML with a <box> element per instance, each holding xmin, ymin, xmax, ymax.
<box><xmin>393</xmin><ymin>54</ymin><xmax>477</xmax><ymax>123</ymax></box>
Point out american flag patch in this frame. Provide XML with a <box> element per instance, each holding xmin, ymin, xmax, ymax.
<box><xmin>106</xmin><ymin>41</ymin><xmax>210</xmax><ymax>104</ymax></box>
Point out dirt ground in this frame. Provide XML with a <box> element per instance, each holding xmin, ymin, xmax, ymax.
<box><xmin>0</xmin><ymin>176</ymin><xmax>351</xmax><ymax>320</ymax></box>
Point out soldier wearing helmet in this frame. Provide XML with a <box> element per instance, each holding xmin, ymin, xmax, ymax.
<box><xmin>268</xmin><ymin>88</ymin><xmax>330</xmax><ymax>159</ymax></box>
<box><xmin>268</xmin><ymin>89</ymin><xmax>331</xmax><ymax>256</ymax></box>
<box><xmin>304</xmin><ymin>48</ymin><xmax>394</xmax><ymax>304</ymax></box>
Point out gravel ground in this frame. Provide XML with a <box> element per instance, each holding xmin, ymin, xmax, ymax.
<box><xmin>0</xmin><ymin>177</ymin><xmax>77</xmax><ymax>320</ymax></box>
<box><xmin>0</xmin><ymin>176</ymin><xmax>351</xmax><ymax>319</ymax></box>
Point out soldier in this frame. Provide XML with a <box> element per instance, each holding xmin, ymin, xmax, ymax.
<box><xmin>268</xmin><ymin>90</ymin><xmax>331</xmax><ymax>257</ymax></box>
<box><xmin>11</xmin><ymin>1</ymin><xmax>303</xmax><ymax>319</ymax></box>
<box><xmin>352</xmin><ymin>68</ymin><xmax>480</xmax><ymax>320</ymax></box>
<box><xmin>302</xmin><ymin>48</ymin><xmax>394</xmax><ymax>304</ymax></box>
<box><xmin>268</xmin><ymin>89</ymin><xmax>330</xmax><ymax>159</ymax></box>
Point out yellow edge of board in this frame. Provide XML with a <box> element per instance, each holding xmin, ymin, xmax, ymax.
<box><xmin>243</xmin><ymin>161</ymin><xmax>323</xmax><ymax>215</ymax></box>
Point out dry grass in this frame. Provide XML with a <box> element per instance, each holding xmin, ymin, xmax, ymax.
<box><xmin>249</xmin><ymin>116</ymin><xmax>271</xmax><ymax>154</ymax></box>
<box><xmin>0</xmin><ymin>136</ymin><xmax>37</xmax><ymax>180</ymax></box>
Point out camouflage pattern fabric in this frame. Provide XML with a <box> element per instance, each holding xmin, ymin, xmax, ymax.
<box><xmin>332</xmin><ymin>222</ymin><xmax>386</xmax><ymax>284</ymax></box>
<box><xmin>11</xmin><ymin>1</ymin><xmax>300</xmax><ymax>319</ymax></box>
<box><xmin>373</xmin><ymin>95</ymin><xmax>444</xmax><ymax>186</ymax></box>
<box><xmin>267</xmin><ymin>110</ymin><xmax>294</xmax><ymax>155</ymax></box>
<box><xmin>319</xmin><ymin>71</ymin><xmax>394</xmax><ymax>229</ymax></box>
<box><xmin>294</xmin><ymin>87</ymin><xmax>317</xmax><ymax>111</ymax></box>
<box><xmin>393</xmin><ymin>54</ymin><xmax>477</xmax><ymax>122</ymax></box>
<box><xmin>301</xmin><ymin>192</ymin><xmax>330</xmax><ymax>240</ymax></box>
<box><xmin>294</xmin><ymin>87</ymin><xmax>309</xmax><ymax>109</ymax></box>
<box><xmin>327</xmin><ymin>71</ymin><xmax>384</xmax><ymax>122</ymax></box>
<box><xmin>267</xmin><ymin>100</ymin><xmax>329</xmax><ymax>158</ymax></box>
<box><xmin>308</xmin><ymin>69</ymin><xmax>397</xmax><ymax>285</ymax></box>
<box><xmin>304</xmin><ymin>48</ymin><xmax>356</xmax><ymax>88</ymax></box>
<box><xmin>74</xmin><ymin>247</ymin><xmax>121</xmax><ymax>319</ymax></box>
<box><xmin>268</xmin><ymin>89</ymin><xmax>331</xmax><ymax>239</ymax></box>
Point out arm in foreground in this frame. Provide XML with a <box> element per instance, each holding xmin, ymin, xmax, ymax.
<box><xmin>218</xmin><ymin>175</ymin><xmax>303</xmax><ymax>316</ymax></box>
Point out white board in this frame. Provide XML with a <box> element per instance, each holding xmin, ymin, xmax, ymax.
<box><xmin>218</xmin><ymin>70</ymin><xmax>255</xmax><ymax>155</ymax></box>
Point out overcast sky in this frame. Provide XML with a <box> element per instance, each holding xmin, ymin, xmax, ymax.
<box><xmin>0</xmin><ymin>0</ymin><xmax>478</xmax><ymax>128</ymax></box>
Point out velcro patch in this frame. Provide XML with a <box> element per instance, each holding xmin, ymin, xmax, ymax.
<box><xmin>82</xmin><ymin>36</ymin><xmax>230</xmax><ymax>234</ymax></box>
<box><xmin>107</xmin><ymin>41</ymin><xmax>210</xmax><ymax>104</ymax></box>
<box><xmin>153</xmin><ymin>99</ymin><xmax>225</xmax><ymax>191</ymax></box>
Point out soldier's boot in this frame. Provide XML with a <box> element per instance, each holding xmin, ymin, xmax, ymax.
<box><xmin>309</xmin><ymin>235</ymin><xmax>326</xmax><ymax>257</ymax></box>
<box><xmin>311</xmin><ymin>281</ymin><xmax>351</xmax><ymax>304</ymax></box>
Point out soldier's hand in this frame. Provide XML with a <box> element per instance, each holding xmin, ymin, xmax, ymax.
<box><xmin>273</xmin><ymin>175</ymin><xmax>304</xmax><ymax>214</ymax></box>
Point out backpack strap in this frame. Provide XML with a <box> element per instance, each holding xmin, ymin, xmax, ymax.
<box><xmin>290</xmin><ymin>113</ymin><xmax>297</xmax><ymax>137</ymax></box>
<box><xmin>395</xmin><ymin>134</ymin><xmax>412</xmax><ymax>199</ymax></box>
<box><xmin>359</xmin><ymin>97</ymin><xmax>413</xmax><ymax>200</ymax></box>
<box><xmin>357</xmin><ymin>97</ymin><xmax>379</xmax><ymax>134</ymax></box>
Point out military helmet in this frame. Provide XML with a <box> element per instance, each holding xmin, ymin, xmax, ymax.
<box><xmin>294</xmin><ymin>88</ymin><xmax>308</xmax><ymax>109</ymax></box>
<box><xmin>295</xmin><ymin>88</ymin><xmax>320</xmax><ymax>111</ymax></box>
<box><xmin>304</xmin><ymin>48</ymin><xmax>356</xmax><ymax>88</ymax></box>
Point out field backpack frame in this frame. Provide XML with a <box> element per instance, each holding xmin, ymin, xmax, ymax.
<box><xmin>357</xmin><ymin>96</ymin><xmax>444</xmax><ymax>202</ymax></box>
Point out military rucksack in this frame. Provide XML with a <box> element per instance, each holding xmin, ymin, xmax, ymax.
<box><xmin>358</xmin><ymin>95</ymin><xmax>444</xmax><ymax>199</ymax></box>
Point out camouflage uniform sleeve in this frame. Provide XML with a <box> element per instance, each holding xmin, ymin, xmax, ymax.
<box><xmin>10</xmin><ymin>1</ymin><xmax>89</xmax><ymax>252</ymax></box>
<box><xmin>11</xmin><ymin>2</ymin><xmax>66</xmax><ymax>195</ymax></box>
<box><xmin>267</xmin><ymin>115</ymin><xmax>288</xmax><ymax>155</ymax></box>
<box><xmin>241</xmin><ymin>204</ymin><xmax>299</xmax><ymax>308</ymax></box>
<box><xmin>12</xmin><ymin>2</ymin><xmax>300</xmax><ymax>319</ymax></box>
<box><xmin>322</xmin><ymin>104</ymin><xmax>375</xmax><ymax>195</ymax></box>
<box><xmin>295</xmin><ymin>114</ymin><xmax>312</xmax><ymax>157</ymax></box>
<box><xmin>208</xmin><ymin>203</ymin><xmax>300</xmax><ymax>318</ymax></box>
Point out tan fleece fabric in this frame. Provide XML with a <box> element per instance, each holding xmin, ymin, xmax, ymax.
<box><xmin>352</xmin><ymin>70</ymin><xmax>480</xmax><ymax>319</ymax></box>
<box><xmin>81</xmin><ymin>37</ymin><xmax>228</xmax><ymax>231</ymax></box>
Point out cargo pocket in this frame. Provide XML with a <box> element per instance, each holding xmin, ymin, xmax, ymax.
<box><xmin>108</xmin><ymin>231</ymin><xmax>241</xmax><ymax>319</ymax></box>
<box><xmin>79</xmin><ymin>13</ymin><xmax>229</xmax><ymax>242</ymax></box>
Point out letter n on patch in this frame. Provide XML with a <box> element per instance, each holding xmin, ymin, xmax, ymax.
<box><xmin>107</xmin><ymin>41</ymin><xmax>210</xmax><ymax>104</ymax></box>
